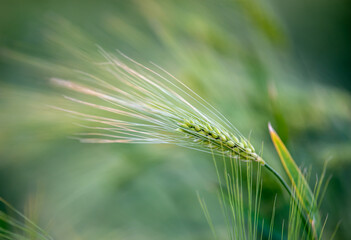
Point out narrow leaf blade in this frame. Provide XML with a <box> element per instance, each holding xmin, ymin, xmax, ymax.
<box><xmin>268</xmin><ymin>123</ymin><xmax>320</xmax><ymax>237</ymax></box>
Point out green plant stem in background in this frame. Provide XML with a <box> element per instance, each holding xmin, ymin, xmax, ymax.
<box><xmin>263</xmin><ymin>162</ymin><xmax>315</xmax><ymax>239</ymax></box>
<box><xmin>264</xmin><ymin>163</ymin><xmax>292</xmax><ymax>197</ymax></box>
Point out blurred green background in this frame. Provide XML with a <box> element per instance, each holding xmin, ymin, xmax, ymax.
<box><xmin>0</xmin><ymin>0</ymin><xmax>350</xmax><ymax>239</ymax></box>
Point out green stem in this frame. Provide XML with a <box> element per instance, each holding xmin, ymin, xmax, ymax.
<box><xmin>263</xmin><ymin>162</ymin><xmax>317</xmax><ymax>240</ymax></box>
<box><xmin>264</xmin><ymin>163</ymin><xmax>292</xmax><ymax>197</ymax></box>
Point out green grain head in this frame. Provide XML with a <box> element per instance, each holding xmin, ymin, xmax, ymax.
<box><xmin>177</xmin><ymin>118</ymin><xmax>264</xmax><ymax>164</ymax></box>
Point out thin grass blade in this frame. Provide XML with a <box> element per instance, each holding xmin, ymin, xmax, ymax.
<box><xmin>268</xmin><ymin>123</ymin><xmax>320</xmax><ymax>239</ymax></box>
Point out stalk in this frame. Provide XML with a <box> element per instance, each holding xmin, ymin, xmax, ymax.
<box><xmin>264</xmin><ymin>163</ymin><xmax>292</xmax><ymax>197</ymax></box>
<box><xmin>263</xmin><ymin>162</ymin><xmax>316</xmax><ymax>240</ymax></box>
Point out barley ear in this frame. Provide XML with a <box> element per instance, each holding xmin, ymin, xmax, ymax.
<box><xmin>178</xmin><ymin>119</ymin><xmax>265</xmax><ymax>164</ymax></box>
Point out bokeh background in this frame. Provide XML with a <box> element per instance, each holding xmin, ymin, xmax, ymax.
<box><xmin>0</xmin><ymin>0</ymin><xmax>350</xmax><ymax>239</ymax></box>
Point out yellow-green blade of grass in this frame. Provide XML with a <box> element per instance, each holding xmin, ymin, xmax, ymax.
<box><xmin>268</xmin><ymin>123</ymin><xmax>320</xmax><ymax>238</ymax></box>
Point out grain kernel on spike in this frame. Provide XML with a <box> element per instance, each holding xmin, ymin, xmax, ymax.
<box><xmin>194</xmin><ymin>125</ymin><xmax>201</xmax><ymax>131</ymax></box>
<box><xmin>240</xmin><ymin>137</ymin><xmax>248</xmax><ymax>148</ymax></box>
<box><xmin>198</xmin><ymin>131</ymin><xmax>206</xmax><ymax>136</ymax></box>
<box><xmin>233</xmin><ymin>147</ymin><xmax>239</xmax><ymax>153</ymax></box>
<box><xmin>214</xmin><ymin>127</ymin><xmax>220</xmax><ymax>135</ymax></box>
<box><xmin>211</xmin><ymin>131</ymin><xmax>218</xmax><ymax>139</ymax></box>
<box><xmin>227</xmin><ymin>140</ymin><xmax>235</xmax><ymax>147</ymax></box>
<box><xmin>248</xmin><ymin>142</ymin><xmax>255</xmax><ymax>151</ymax></box>
<box><xmin>219</xmin><ymin>134</ymin><xmax>227</xmax><ymax>141</ymax></box>
<box><xmin>176</xmin><ymin>128</ymin><xmax>185</xmax><ymax>133</ymax></box>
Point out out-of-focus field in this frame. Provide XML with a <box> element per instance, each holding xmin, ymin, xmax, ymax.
<box><xmin>0</xmin><ymin>0</ymin><xmax>350</xmax><ymax>239</ymax></box>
